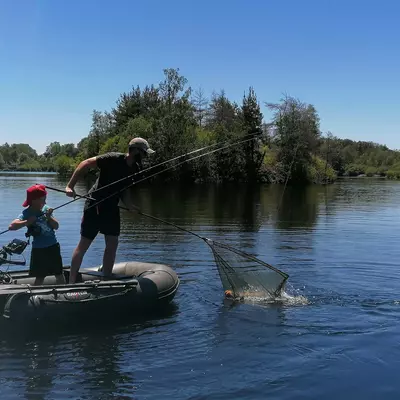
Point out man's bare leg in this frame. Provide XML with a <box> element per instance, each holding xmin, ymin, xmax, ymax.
<box><xmin>33</xmin><ymin>277</ymin><xmax>44</xmax><ymax>286</ymax></box>
<box><xmin>69</xmin><ymin>236</ymin><xmax>93</xmax><ymax>284</ymax></box>
<box><xmin>102</xmin><ymin>235</ymin><xmax>119</xmax><ymax>277</ymax></box>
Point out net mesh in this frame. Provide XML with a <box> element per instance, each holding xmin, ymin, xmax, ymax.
<box><xmin>205</xmin><ymin>239</ymin><xmax>289</xmax><ymax>299</ymax></box>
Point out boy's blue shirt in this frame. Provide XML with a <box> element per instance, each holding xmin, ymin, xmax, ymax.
<box><xmin>18</xmin><ymin>205</ymin><xmax>58</xmax><ymax>249</ymax></box>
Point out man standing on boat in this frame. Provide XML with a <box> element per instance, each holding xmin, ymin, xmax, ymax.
<box><xmin>65</xmin><ymin>137</ymin><xmax>155</xmax><ymax>284</ymax></box>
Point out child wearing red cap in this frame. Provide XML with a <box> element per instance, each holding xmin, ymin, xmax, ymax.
<box><xmin>8</xmin><ymin>184</ymin><xmax>66</xmax><ymax>285</ymax></box>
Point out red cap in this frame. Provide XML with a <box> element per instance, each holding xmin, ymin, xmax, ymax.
<box><xmin>22</xmin><ymin>184</ymin><xmax>47</xmax><ymax>207</ymax></box>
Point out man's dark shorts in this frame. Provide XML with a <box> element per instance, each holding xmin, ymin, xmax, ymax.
<box><xmin>80</xmin><ymin>204</ymin><xmax>120</xmax><ymax>240</ymax></box>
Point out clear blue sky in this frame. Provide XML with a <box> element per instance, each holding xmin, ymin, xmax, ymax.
<box><xmin>1</xmin><ymin>0</ymin><xmax>399</xmax><ymax>154</ymax></box>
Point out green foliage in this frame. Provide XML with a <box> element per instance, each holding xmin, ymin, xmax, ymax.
<box><xmin>317</xmin><ymin>133</ymin><xmax>400</xmax><ymax>178</ymax></box>
<box><xmin>19</xmin><ymin>159</ymin><xmax>42</xmax><ymax>171</ymax></box>
<box><xmin>1</xmin><ymin>67</ymin><xmax>399</xmax><ymax>184</ymax></box>
<box><xmin>307</xmin><ymin>156</ymin><xmax>336</xmax><ymax>184</ymax></box>
<box><xmin>54</xmin><ymin>155</ymin><xmax>76</xmax><ymax>176</ymax></box>
<box><xmin>266</xmin><ymin>95</ymin><xmax>321</xmax><ymax>184</ymax></box>
<box><xmin>241</xmin><ymin>87</ymin><xmax>264</xmax><ymax>182</ymax></box>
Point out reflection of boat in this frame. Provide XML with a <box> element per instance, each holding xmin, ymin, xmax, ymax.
<box><xmin>0</xmin><ymin>239</ymin><xmax>180</xmax><ymax>325</ymax></box>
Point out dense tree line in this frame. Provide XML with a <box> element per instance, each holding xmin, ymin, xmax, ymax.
<box><xmin>0</xmin><ymin>142</ymin><xmax>79</xmax><ymax>174</ymax></box>
<box><xmin>1</xmin><ymin>68</ymin><xmax>399</xmax><ymax>183</ymax></box>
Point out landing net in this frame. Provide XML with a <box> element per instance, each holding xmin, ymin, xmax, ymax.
<box><xmin>205</xmin><ymin>239</ymin><xmax>289</xmax><ymax>300</ymax></box>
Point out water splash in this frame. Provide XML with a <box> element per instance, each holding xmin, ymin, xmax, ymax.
<box><xmin>224</xmin><ymin>283</ymin><xmax>309</xmax><ymax>306</ymax></box>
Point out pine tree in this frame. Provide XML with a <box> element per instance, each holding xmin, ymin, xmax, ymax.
<box><xmin>242</xmin><ymin>87</ymin><xmax>264</xmax><ymax>182</ymax></box>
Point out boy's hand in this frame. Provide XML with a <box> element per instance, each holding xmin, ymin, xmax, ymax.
<box><xmin>45</xmin><ymin>208</ymin><xmax>53</xmax><ymax>218</ymax></box>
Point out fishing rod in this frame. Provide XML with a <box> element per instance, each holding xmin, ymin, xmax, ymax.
<box><xmin>125</xmin><ymin>206</ymin><xmax>287</xmax><ymax>277</ymax></box>
<box><xmin>42</xmin><ymin>185</ymin><xmax>288</xmax><ymax>279</ymax></box>
<box><xmin>0</xmin><ymin>133</ymin><xmax>260</xmax><ymax>237</ymax></box>
<box><xmin>39</xmin><ymin>132</ymin><xmax>262</xmax><ymax>214</ymax></box>
<box><xmin>0</xmin><ymin>192</ymin><xmax>96</xmax><ymax>237</ymax></box>
<box><xmin>84</xmin><ymin>135</ymin><xmax>257</xmax><ymax>213</ymax></box>
<box><xmin>44</xmin><ymin>133</ymin><xmax>261</xmax><ymax>214</ymax></box>
<box><xmin>73</xmin><ymin>131</ymin><xmax>263</xmax><ymax>200</ymax></box>
<box><xmin>81</xmin><ymin>131</ymin><xmax>289</xmax><ymax>298</ymax></box>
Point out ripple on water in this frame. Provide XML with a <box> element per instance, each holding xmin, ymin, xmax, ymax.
<box><xmin>2</xmin><ymin>177</ymin><xmax>400</xmax><ymax>399</ymax></box>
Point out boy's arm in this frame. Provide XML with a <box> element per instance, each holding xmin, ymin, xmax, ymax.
<box><xmin>45</xmin><ymin>208</ymin><xmax>59</xmax><ymax>230</ymax></box>
<box><xmin>9</xmin><ymin>215</ymin><xmax>36</xmax><ymax>231</ymax></box>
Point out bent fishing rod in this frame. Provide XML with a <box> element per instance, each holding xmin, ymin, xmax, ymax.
<box><xmin>48</xmin><ymin>133</ymin><xmax>261</xmax><ymax>212</ymax></box>
<box><xmin>48</xmin><ymin>134</ymin><xmax>258</xmax><ymax>215</ymax></box>
<box><xmin>43</xmin><ymin>186</ymin><xmax>288</xmax><ymax>278</ymax></box>
<box><xmin>0</xmin><ymin>192</ymin><xmax>97</xmax><ymax>237</ymax></box>
<box><xmin>72</xmin><ymin>131</ymin><xmax>262</xmax><ymax>200</ymax></box>
<box><xmin>84</xmin><ymin>135</ymin><xmax>257</xmax><ymax>213</ymax></box>
<box><xmin>75</xmin><ymin>136</ymin><xmax>288</xmax><ymax>277</ymax></box>
<box><xmin>0</xmin><ymin>133</ymin><xmax>259</xmax><ymax>237</ymax></box>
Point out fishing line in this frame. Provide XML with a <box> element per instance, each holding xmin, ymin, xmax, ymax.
<box><xmin>63</xmin><ymin>132</ymin><xmax>288</xmax><ymax>298</ymax></box>
<box><xmin>0</xmin><ymin>192</ymin><xmax>96</xmax><ymax>237</ymax></box>
<box><xmin>119</xmin><ymin>204</ymin><xmax>289</xmax><ymax>297</ymax></box>
<box><xmin>1</xmin><ymin>130</ymin><xmax>288</xmax><ymax>298</ymax></box>
<box><xmin>78</xmin><ymin>131</ymin><xmax>262</xmax><ymax>200</ymax></box>
<box><xmin>277</xmin><ymin>142</ymin><xmax>300</xmax><ymax>212</ymax></box>
<box><xmin>0</xmin><ymin>133</ymin><xmax>261</xmax><ymax>237</ymax></box>
<box><xmin>84</xmin><ymin>135</ymin><xmax>257</xmax><ymax>213</ymax></box>
<box><xmin>43</xmin><ymin>184</ymin><xmax>289</xmax><ymax>298</ymax></box>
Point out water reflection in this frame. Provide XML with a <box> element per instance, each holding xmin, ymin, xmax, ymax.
<box><xmin>74</xmin><ymin>331</ymin><xmax>136</xmax><ymax>398</ymax></box>
<box><xmin>274</xmin><ymin>186</ymin><xmax>320</xmax><ymax>230</ymax></box>
<box><xmin>3</xmin><ymin>173</ymin><xmax>400</xmax><ymax>400</ymax></box>
<box><xmin>0</xmin><ymin>302</ymin><xmax>179</xmax><ymax>399</ymax></box>
<box><xmin>23</xmin><ymin>341</ymin><xmax>55</xmax><ymax>400</ymax></box>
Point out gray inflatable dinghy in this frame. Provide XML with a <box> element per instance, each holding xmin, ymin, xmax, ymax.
<box><xmin>0</xmin><ymin>239</ymin><xmax>180</xmax><ymax>325</ymax></box>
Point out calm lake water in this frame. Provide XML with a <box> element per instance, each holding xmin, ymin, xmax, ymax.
<box><xmin>1</xmin><ymin>173</ymin><xmax>400</xmax><ymax>399</ymax></box>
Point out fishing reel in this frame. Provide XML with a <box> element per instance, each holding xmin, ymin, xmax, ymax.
<box><xmin>0</xmin><ymin>238</ymin><xmax>28</xmax><ymax>267</ymax></box>
<box><xmin>25</xmin><ymin>224</ymin><xmax>42</xmax><ymax>238</ymax></box>
<box><xmin>4</xmin><ymin>238</ymin><xmax>28</xmax><ymax>255</ymax></box>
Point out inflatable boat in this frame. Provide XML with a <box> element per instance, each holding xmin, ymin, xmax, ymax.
<box><xmin>0</xmin><ymin>239</ymin><xmax>180</xmax><ymax>325</ymax></box>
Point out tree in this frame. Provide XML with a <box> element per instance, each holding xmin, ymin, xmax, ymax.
<box><xmin>60</xmin><ymin>143</ymin><xmax>79</xmax><ymax>158</ymax></box>
<box><xmin>204</xmin><ymin>91</ymin><xmax>244</xmax><ymax>181</ymax></box>
<box><xmin>100</xmin><ymin>116</ymin><xmax>154</xmax><ymax>155</ymax></box>
<box><xmin>151</xmin><ymin>68</ymin><xmax>197</xmax><ymax>181</ymax></box>
<box><xmin>18</xmin><ymin>152</ymin><xmax>30</xmax><ymax>164</ymax></box>
<box><xmin>266</xmin><ymin>94</ymin><xmax>321</xmax><ymax>183</ymax></box>
<box><xmin>84</xmin><ymin>110</ymin><xmax>114</xmax><ymax>158</ymax></box>
<box><xmin>112</xmin><ymin>85</ymin><xmax>159</xmax><ymax>132</ymax></box>
<box><xmin>206</xmin><ymin>90</ymin><xmax>240</xmax><ymax>134</ymax></box>
<box><xmin>191</xmin><ymin>87</ymin><xmax>209</xmax><ymax>127</ymax></box>
<box><xmin>241</xmin><ymin>86</ymin><xmax>264</xmax><ymax>182</ymax></box>
<box><xmin>44</xmin><ymin>141</ymin><xmax>62</xmax><ymax>158</ymax></box>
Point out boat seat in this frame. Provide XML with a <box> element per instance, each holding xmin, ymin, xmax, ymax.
<box><xmin>80</xmin><ymin>270</ymin><xmax>135</xmax><ymax>281</ymax></box>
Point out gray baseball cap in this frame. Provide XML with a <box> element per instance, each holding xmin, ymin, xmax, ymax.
<box><xmin>128</xmin><ymin>137</ymin><xmax>155</xmax><ymax>154</ymax></box>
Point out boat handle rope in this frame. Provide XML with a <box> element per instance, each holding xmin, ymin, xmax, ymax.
<box><xmin>36</xmin><ymin>287</ymin><xmax>135</xmax><ymax>304</ymax></box>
